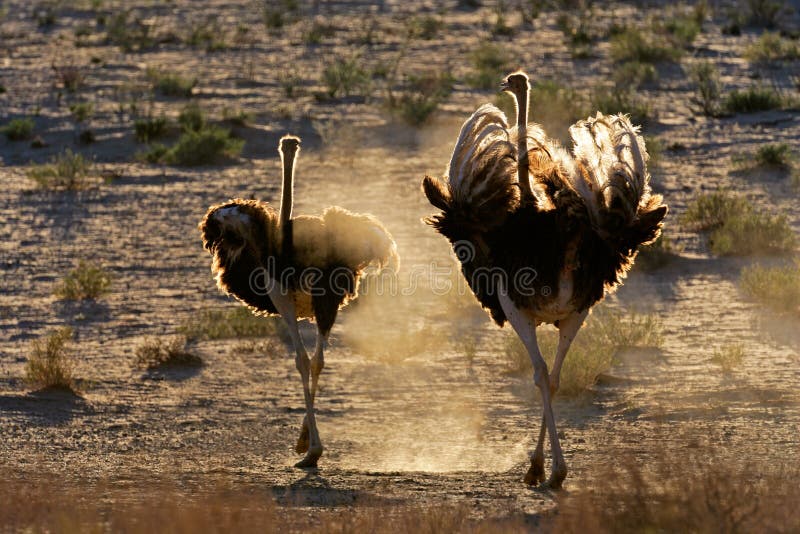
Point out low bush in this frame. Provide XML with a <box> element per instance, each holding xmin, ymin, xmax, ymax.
<box><xmin>503</xmin><ymin>307</ymin><xmax>662</xmax><ymax>395</ymax></box>
<box><xmin>2</xmin><ymin>117</ymin><xmax>35</xmax><ymax>140</ymax></box>
<box><xmin>467</xmin><ymin>43</ymin><xmax>512</xmax><ymax>89</ymax></box>
<box><xmin>682</xmin><ymin>190</ymin><xmax>796</xmax><ymax>255</ymax></box>
<box><xmin>179</xmin><ymin>307</ymin><xmax>288</xmax><ymax>342</ymax></box>
<box><xmin>26</xmin><ymin>327</ymin><xmax>76</xmax><ymax>392</ymax></box>
<box><xmin>723</xmin><ymin>86</ymin><xmax>783</xmax><ymax>114</ymax></box>
<box><xmin>135</xmin><ymin>336</ymin><xmax>202</xmax><ymax>369</ymax></box>
<box><xmin>54</xmin><ymin>260</ymin><xmax>112</xmax><ymax>300</ymax></box>
<box><xmin>27</xmin><ymin>149</ymin><xmax>93</xmax><ymax>190</ymax></box>
<box><xmin>740</xmin><ymin>261</ymin><xmax>800</xmax><ymax>314</ymax></box>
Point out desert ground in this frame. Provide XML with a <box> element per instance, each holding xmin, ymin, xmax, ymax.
<box><xmin>1</xmin><ymin>0</ymin><xmax>799</xmax><ymax>531</ymax></box>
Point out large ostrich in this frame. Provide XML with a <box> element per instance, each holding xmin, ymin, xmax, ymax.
<box><xmin>422</xmin><ymin>71</ymin><xmax>667</xmax><ymax>488</ymax></box>
<box><xmin>200</xmin><ymin>135</ymin><xmax>398</xmax><ymax>468</ymax></box>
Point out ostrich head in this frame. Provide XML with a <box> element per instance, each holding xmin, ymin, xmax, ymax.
<box><xmin>279</xmin><ymin>135</ymin><xmax>301</xmax><ymax>158</ymax></box>
<box><xmin>200</xmin><ymin>202</ymin><xmax>257</xmax><ymax>263</ymax></box>
<box><xmin>500</xmin><ymin>71</ymin><xmax>530</xmax><ymax>101</ymax></box>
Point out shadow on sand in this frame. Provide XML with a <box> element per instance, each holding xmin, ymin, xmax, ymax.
<box><xmin>0</xmin><ymin>387</ymin><xmax>92</xmax><ymax>425</ymax></box>
<box><xmin>270</xmin><ymin>470</ymin><xmax>399</xmax><ymax>508</ymax></box>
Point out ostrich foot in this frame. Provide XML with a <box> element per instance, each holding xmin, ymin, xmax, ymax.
<box><xmin>294</xmin><ymin>446</ymin><xmax>323</xmax><ymax>468</ymax></box>
<box><xmin>544</xmin><ymin>465</ymin><xmax>567</xmax><ymax>490</ymax></box>
<box><xmin>295</xmin><ymin>423</ymin><xmax>309</xmax><ymax>454</ymax></box>
<box><xmin>523</xmin><ymin>456</ymin><xmax>546</xmax><ymax>485</ymax></box>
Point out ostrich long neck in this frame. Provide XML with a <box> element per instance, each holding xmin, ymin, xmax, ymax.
<box><xmin>279</xmin><ymin>149</ymin><xmax>296</xmax><ymax>226</ymax></box>
<box><xmin>515</xmin><ymin>85</ymin><xmax>534</xmax><ymax>202</ymax></box>
<box><xmin>279</xmin><ymin>147</ymin><xmax>296</xmax><ymax>263</ymax></box>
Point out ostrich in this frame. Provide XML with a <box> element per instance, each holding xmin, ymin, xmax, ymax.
<box><xmin>200</xmin><ymin>135</ymin><xmax>398</xmax><ymax>468</ymax></box>
<box><xmin>422</xmin><ymin>71</ymin><xmax>667</xmax><ymax>488</ymax></box>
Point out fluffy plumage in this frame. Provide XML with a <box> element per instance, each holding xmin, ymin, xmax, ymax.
<box><xmin>200</xmin><ymin>199</ymin><xmax>398</xmax><ymax>332</ymax></box>
<box><xmin>422</xmin><ymin>70</ymin><xmax>667</xmax><ymax>489</ymax></box>
<box><xmin>423</xmin><ymin>105</ymin><xmax>667</xmax><ymax>324</ymax></box>
<box><xmin>200</xmin><ymin>133</ymin><xmax>398</xmax><ymax>470</ymax></box>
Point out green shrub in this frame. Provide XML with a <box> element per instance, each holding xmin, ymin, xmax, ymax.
<box><xmin>135</xmin><ymin>336</ymin><xmax>202</xmax><ymax>369</ymax></box>
<box><xmin>610</xmin><ymin>27</ymin><xmax>682</xmax><ymax>64</ymax></box>
<box><xmin>388</xmin><ymin>71</ymin><xmax>454</xmax><ymax>126</ymax></box>
<box><xmin>164</xmin><ymin>126</ymin><xmax>243</xmax><ymax>166</ymax></box>
<box><xmin>177</xmin><ymin>103</ymin><xmax>206</xmax><ymax>132</ymax></box>
<box><xmin>54</xmin><ymin>260</ymin><xmax>112</xmax><ymax>300</ymax></box>
<box><xmin>304</xmin><ymin>19</ymin><xmax>337</xmax><ymax>45</ymax></box>
<box><xmin>723</xmin><ymin>86</ymin><xmax>783</xmax><ymax>113</ymax></box>
<box><xmin>322</xmin><ymin>56</ymin><xmax>370</xmax><ymax>98</ymax></box>
<box><xmin>179</xmin><ymin>307</ymin><xmax>288</xmax><ymax>342</ymax></box>
<box><xmin>740</xmin><ymin>143</ymin><xmax>794</xmax><ymax>169</ymax></box>
<box><xmin>662</xmin><ymin>15</ymin><xmax>701</xmax><ymax>48</ymax></box>
<box><xmin>745</xmin><ymin>0</ymin><xmax>786</xmax><ymax>27</ymax></box>
<box><xmin>468</xmin><ymin>43</ymin><xmax>512</xmax><ymax>89</ymax></box>
<box><xmin>613</xmin><ymin>61</ymin><xmax>658</xmax><ymax>89</ymax></box>
<box><xmin>27</xmin><ymin>149</ymin><xmax>92</xmax><ymax>190</ymax></box>
<box><xmin>186</xmin><ymin>17</ymin><xmax>227</xmax><ymax>51</ymax></box>
<box><xmin>591</xmin><ymin>88</ymin><xmax>651</xmax><ymax>126</ymax></box>
<box><xmin>689</xmin><ymin>61</ymin><xmax>722</xmax><ymax>116</ymax></box>
<box><xmin>408</xmin><ymin>14</ymin><xmax>443</xmax><ymax>40</ymax></box>
<box><xmin>134</xmin><ymin>115</ymin><xmax>169</xmax><ymax>143</ymax></box>
<box><xmin>740</xmin><ymin>261</ymin><xmax>800</xmax><ymax>314</ymax></box>
<box><xmin>711</xmin><ymin>344</ymin><xmax>745</xmax><ymax>372</ymax></box>
<box><xmin>68</xmin><ymin>102</ymin><xmax>94</xmax><ymax>122</ymax></box>
<box><xmin>26</xmin><ymin>327</ymin><xmax>76</xmax><ymax>392</ymax></box>
<box><xmin>745</xmin><ymin>31</ymin><xmax>800</xmax><ymax>62</ymax></box>
<box><xmin>682</xmin><ymin>190</ymin><xmax>796</xmax><ymax>255</ymax></box>
<box><xmin>681</xmin><ymin>190</ymin><xmax>749</xmax><ymax>231</ymax></box>
<box><xmin>52</xmin><ymin>64</ymin><xmax>84</xmax><ymax>92</ymax></box>
<box><xmin>147</xmin><ymin>68</ymin><xmax>197</xmax><ymax>98</ymax></box>
<box><xmin>2</xmin><ymin>117</ymin><xmax>35</xmax><ymax>141</ymax></box>
<box><xmin>263</xmin><ymin>0</ymin><xmax>298</xmax><ymax>29</ymax></box>
<box><xmin>140</xmin><ymin>143</ymin><xmax>169</xmax><ymax>163</ymax></box>
<box><xmin>106</xmin><ymin>10</ymin><xmax>153</xmax><ymax>51</ymax></box>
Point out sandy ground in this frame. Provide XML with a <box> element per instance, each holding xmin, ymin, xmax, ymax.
<box><xmin>1</xmin><ymin>0</ymin><xmax>799</xmax><ymax>526</ymax></box>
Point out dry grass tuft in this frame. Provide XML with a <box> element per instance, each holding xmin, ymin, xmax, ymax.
<box><xmin>54</xmin><ymin>260</ymin><xmax>112</xmax><ymax>300</ymax></box>
<box><xmin>503</xmin><ymin>307</ymin><xmax>663</xmax><ymax>395</ymax></box>
<box><xmin>552</xmin><ymin>449</ymin><xmax>800</xmax><ymax>533</ymax></box>
<box><xmin>745</xmin><ymin>31</ymin><xmax>800</xmax><ymax>62</ymax></box>
<box><xmin>740</xmin><ymin>261</ymin><xmax>800</xmax><ymax>314</ymax></box>
<box><xmin>25</xmin><ymin>327</ymin><xmax>76</xmax><ymax>392</ymax></box>
<box><xmin>711</xmin><ymin>343</ymin><xmax>745</xmax><ymax>372</ymax></box>
<box><xmin>688</xmin><ymin>60</ymin><xmax>722</xmax><ymax>116</ymax></box>
<box><xmin>609</xmin><ymin>26</ymin><xmax>682</xmax><ymax>64</ymax></box>
<box><xmin>682</xmin><ymin>190</ymin><xmax>796</xmax><ymax>256</ymax></box>
<box><xmin>135</xmin><ymin>336</ymin><xmax>202</xmax><ymax>369</ymax></box>
<box><xmin>147</xmin><ymin>67</ymin><xmax>197</xmax><ymax>98</ymax></box>
<box><xmin>179</xmin><ymin>307</ymin><xmax>288</xmax><ymax>342</ymax></box>
<box><xmin>27</xmin><ymin>149</ymin><xmax>94</xmax><ymax>190</ymax></box>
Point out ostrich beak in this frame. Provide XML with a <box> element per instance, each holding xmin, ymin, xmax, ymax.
<box><xmin>499</xmin><ymin>79</ymin><xmax>510</xmax><ymax>93</ymax></box>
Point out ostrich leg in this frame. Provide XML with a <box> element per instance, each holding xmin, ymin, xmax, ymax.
<box><xmin>296</xmin><ymin>327</ymin><xmax>328</xmax><ymax>455</ymax></box>
<box><xmin>527</xmin><ymin>310</ymin><xmax>587</xmax><ymax>485</ymax></box>
<box><xmin>266</xmin><ymin>282</ymin><xmax>323</xmax><ymax>468</ymax></box>
<box><xmin>498</xmin><ymin>286</ymin><xmax>567</xmax><ymax>489</ymax></box>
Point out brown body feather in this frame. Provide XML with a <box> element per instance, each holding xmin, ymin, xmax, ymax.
<box><xmin>200</xmin><ymin>199</ymin><xmax>397</xmax><ymax>334</ymax></box>
<box><xmin>423</xmin><ymin>106</ymin><xmax>667</xmax><ymax>326</ymax></box>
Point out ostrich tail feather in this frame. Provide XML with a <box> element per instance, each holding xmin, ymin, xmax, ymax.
<box><xmin>569</xmin><ymin>112</ymin><xmax>667</xmax><ymax>248</ymax></box>
<box><xmin>322</xmin><ymin>207</ymin><xmax>399</xmax><ymax>273</ymax></box>
<box><xmin>423</xmin><ymin>104</ymin><xmax>519</xmax><ymax>234</ymax></box>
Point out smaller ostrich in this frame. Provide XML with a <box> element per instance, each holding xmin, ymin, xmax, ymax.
<box><xmin>200</xmin><ymin>135</ymin><xmax>398</xmax><ymax>468</ymax></box>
